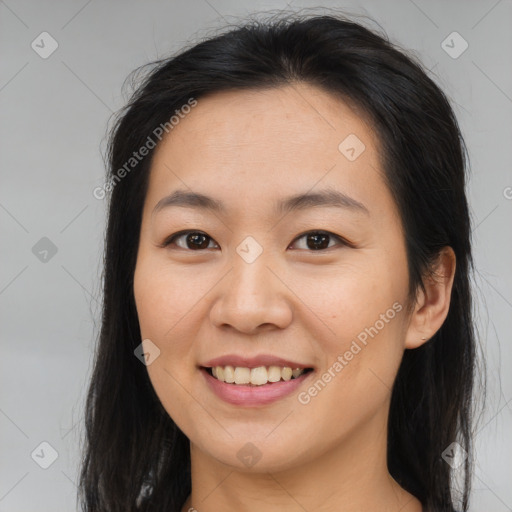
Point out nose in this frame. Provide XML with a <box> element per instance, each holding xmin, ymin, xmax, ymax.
<box><xmin>209</xmin><ymin>250</ymin><xmax>293</xmax><ymax>334</ymax></box>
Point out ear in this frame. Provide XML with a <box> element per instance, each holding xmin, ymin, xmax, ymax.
<box><xmin>405</xmin><ymin>246</ymin><xmax>456</xmax><ymax>349</ymax></box>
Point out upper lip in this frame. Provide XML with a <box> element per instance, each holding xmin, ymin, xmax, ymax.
<box><xmin>201</xmin><ymin>354</ymin><xmax>313</xmax><ymax>369</ymax></box>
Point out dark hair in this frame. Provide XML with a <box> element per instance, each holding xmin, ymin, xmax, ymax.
<box><xmin>79</xmin><ymin>11</ymin><xmax>480</xmax><ymax>512</ymax></box>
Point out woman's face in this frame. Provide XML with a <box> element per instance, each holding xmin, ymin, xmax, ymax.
<box><xmin>133</xmin><ymin>84</ymin><xmax>416</xmax><ymax>472</ymax></box>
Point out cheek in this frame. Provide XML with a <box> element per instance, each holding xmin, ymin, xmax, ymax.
<box><xmin>292</xmin><ymin>259</ymin><xmax>403</xmax><ymax>337</ymax></box>
<box><xmin>132</xmin><ymin>260</ymin><xmax>199</xmax><ymax>417</ymax></box>
<box><xmin>133</xmin><ymin>256</ymin><xmax>202</xmax><ymax>342</ymax></box>
<box><xmin>291</xmin><ymin>260</ymin><xmax>407</xmax><ymax>399</ymax></box>
<box><xmin>133</xmin><ymin>258</ymin><xmax>203</xmax><ymax>428</ymax></box>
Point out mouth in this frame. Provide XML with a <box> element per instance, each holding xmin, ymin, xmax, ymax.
<box><xmin>198</xmin><ymin>354</ymin><xmax>316</xmax><ymax>406</ymax></box>
<box><xmin>200</xmin><ymin>364</ymin><xmax>315</xmax><ymax>406</ymax></box>
<box><xmin>201</xmin><ymin>365</ymin><xmax>314</xmax><ymax>386</ymax></box>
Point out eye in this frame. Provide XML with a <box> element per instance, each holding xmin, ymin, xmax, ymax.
<box><xmin>288</xmin><ymin>230</ymin><xmax>349</xmax><ymax>251</ymax></box>
<box><xmin>160</xmin><ymin>229</ymin><xmax>350</xmax><ymax>252</ymax></box>
<box><xmin>161</xmin><ymin>230</ymin><xmax>219</xmax><ymax>251</ymax></box>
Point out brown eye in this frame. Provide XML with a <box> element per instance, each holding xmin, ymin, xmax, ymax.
<box><xmin>163</xmin><ymin>231</ymin><xmax>219</xmax><ymax>250</ymax></box>
<box><xmin>289</xmin><ymin>231</ymin><xmax>347</xmax><ymax>251</ymax></box>
<box><xmin>162</xmin><ymin>229</ymin><xmax>348</xmax><ymax>252</ymax></box>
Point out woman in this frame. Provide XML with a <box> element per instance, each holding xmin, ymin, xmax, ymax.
<box><xmin>79</xmin><ymin>12</ymin><xmax>479</xmax><ymax>512</ymax></box>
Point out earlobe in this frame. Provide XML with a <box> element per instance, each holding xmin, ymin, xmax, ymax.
<box><xmin>405</xmin><ymin>246</ymin><xmax>456</xmax><ymax>350</ymax></box>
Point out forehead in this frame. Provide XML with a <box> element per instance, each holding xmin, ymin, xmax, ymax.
<box><xmin>145</xmin><ymin>84</ymin><xmax>395</xmax><ymax>223</ymax></box>
<box><xmin>156</xmin><ymin>84</ymin><xmax>377</xmax><ymax>158</ymax></box>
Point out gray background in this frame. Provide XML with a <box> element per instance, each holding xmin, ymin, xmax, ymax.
<box><xmin>1</xmin><ymin>0</ymin><xmax>511</xmax><ymax>510</ymax></box>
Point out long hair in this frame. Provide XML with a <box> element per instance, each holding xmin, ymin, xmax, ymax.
<box><xmin>79</xmin><ymin>12</ymin><xmax>479</xmax><ymax>512</ymax></box>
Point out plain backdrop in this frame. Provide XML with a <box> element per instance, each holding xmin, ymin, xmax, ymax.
<box><xmin>1</xmin><ymin>0</ymin><xmax>511</xmax><ymax>510</ymax></box>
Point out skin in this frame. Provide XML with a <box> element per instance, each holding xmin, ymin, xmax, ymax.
<box><xmin>133</xmin><ymin>84</ymin><xmax>456</xmax><ymax>512</ymax></box>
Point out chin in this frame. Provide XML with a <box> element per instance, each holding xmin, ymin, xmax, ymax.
<box><xmin>194</xmin><ymin>433</ymin><xmax>314</xmax><ymax>474</ymax></box>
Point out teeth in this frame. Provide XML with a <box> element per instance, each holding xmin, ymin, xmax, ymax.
<box><xmin>223</xmin><ymin>365</ymin><xmax>235</xmax><ymax>383</ymax></box>
<box><xmin>210</xmin><ymin>365</ymin><xmax>307</xmax><ymax>385</ymax></box>
<box><xmin>281</xmin><ymin>367</ymin><xmax>292</xmax><ymax>381</ymax></box>
<box><xmin>250</xmin><ymin>366</ymin><xmax>268</xmax><ymax>386</ymax></box>
<box><xmin>292</xmin><ymin>368</ymin><xmax>303</xmax><ymax>378</ymax></box>
<box><xmin>234</xmin><ymin>367</ymin><xmax>250</xmax><ymax>385</ymax></box>
<box><xmin>268</xmin><ymin>366</ymin><xmax>282</xmax><ymax>382</ymax></box>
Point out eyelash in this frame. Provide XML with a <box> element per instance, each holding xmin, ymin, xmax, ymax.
<box><xmin>160</xmin><ymin>229</ymin><xmax>352</xmax><ymax>251</ymax></box>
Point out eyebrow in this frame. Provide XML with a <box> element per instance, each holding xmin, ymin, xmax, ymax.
<box><xmin>152</xmin><ymin>188</ymin><xmax>370</xmax><ymax>217</ymax></box>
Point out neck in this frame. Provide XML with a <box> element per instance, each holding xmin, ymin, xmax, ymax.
<box><xmin>181</xmin><ymin>406</ymin><xmax>422</xmax><ymax>512</ymax></box>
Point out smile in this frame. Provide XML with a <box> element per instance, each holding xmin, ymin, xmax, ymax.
<box><xmin>206</xmin><ymin>365</ymin><xmax>313</xmax><ymax>386</ymax></box>
<box><xmin>200</xmin><ymin>366</ymin><xmax>315</xmax><ymax>406</ymax></box>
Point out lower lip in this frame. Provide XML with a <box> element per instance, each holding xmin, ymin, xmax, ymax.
<box><xmin>201</xmin><ymin>367</ymin><xmax>314</xmax><ymax>407</ymax></box>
